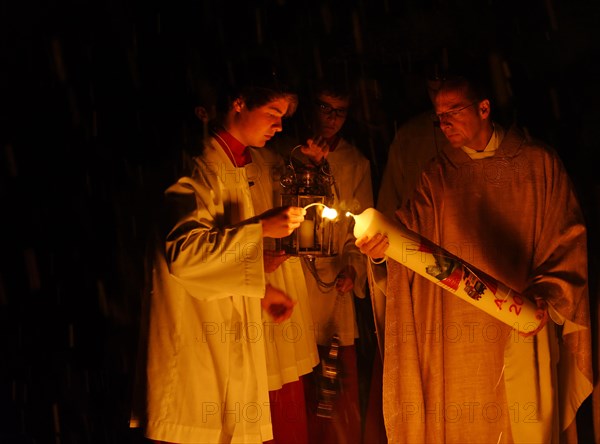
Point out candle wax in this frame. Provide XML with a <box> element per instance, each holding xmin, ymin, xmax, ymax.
<box><xmin>350</xmin><ymin>208</ymin><xmax>541</xmax><ymax>333</ymax></box>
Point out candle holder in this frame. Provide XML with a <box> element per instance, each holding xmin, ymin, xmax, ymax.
<box><xmin>279</xmin><ymin>146</ymin><xmax>338</xmax><ymax>258</ymax></box>
<box><xmin>347</xmin><ymin>208</ymin><xmax>543</xmax><ymax>334</ymax></box>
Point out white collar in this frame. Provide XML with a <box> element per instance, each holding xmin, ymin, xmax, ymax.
<box><xmin>461</xmin><ymin>124</ymin><xmax>505</xmax><ymax>159</ymax></box>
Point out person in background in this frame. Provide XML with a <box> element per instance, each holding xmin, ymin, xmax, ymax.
<box><xmin>376</xmin><ymin>71</ymin><xmax>448</xmax><ymax>218</ymax></box>
<box><xmin>357</xmin><ymin>71</ymin><xmax>592</xmax><ymax>443</ymax></box>
<box><xmin>275</xmin><ymin>71</ymin><xmax>376</xmax><ymax>443</ymax></box>
<box><xmin>130</xmin><ymin>58</ymin><xmax>310</xmax><ymax>444</ymax></box>
<box><xmin>371</xmin><ymin>55</ymin><xmax>452</xmax><ymax>353</ymax></box>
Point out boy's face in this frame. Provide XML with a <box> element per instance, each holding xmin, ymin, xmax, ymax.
<box><xmin>232</xmin><ymin>97</ymin><xmax>293</xmax><ymax>148</ymax></box>
<box><xmin>314</xmin><ymin>93</ymin><xmax>349</xmax><ymax>139</ymax></box>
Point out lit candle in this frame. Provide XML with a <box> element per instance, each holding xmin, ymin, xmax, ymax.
<box><xmin>299</xmin><ymin>220</ymin><xmax>315</xmax><ymax>249</ymax></box>
<box><xmin>299</xmin><ymin>203</ymin><xmax>338</xmax><ymax>250</ymax></box>
<box><xmin>348</xmin><ymin>208</ymin><xmax>542</xmax><ymax>334</ymax></box>
<box><xmin>304</xmin><ymin>202</ymin><xmax>338</xmax><ymax>220</ymax></box>
<box><xmin>321</xmin><ymin>206</ymin><xmax>338</xmax><ymax>220</ymax></box>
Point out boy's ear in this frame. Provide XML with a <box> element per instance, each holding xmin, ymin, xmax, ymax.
<box><xmin>195</xmin><ymin>106</ymin><xmax>209</xmax><ymax>123</ymax></box>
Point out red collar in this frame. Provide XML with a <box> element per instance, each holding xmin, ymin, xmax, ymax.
<box><xmin>213</xmin><ymin>128</ymin><xmax>252</xmax><ymax>167</ymax></box>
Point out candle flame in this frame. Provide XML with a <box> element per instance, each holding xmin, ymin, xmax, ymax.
<box><xmin>322</xmin><ymin>207</ymin><xmax>338</xmax><ymax>220</ymax></box>
<box><xmin>303</xmin><ymin>202</ymin><xmax>338</xmax><ymax>220</ymax></box>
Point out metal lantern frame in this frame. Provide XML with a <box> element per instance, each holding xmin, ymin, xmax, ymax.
<box><xmin>280</xmin><ymin>194</ymin><xmax>337</xmax><ymax>257</ymax></box>
<box><xmin>279</xmin><ymin>146</ymin><xmax>339</xmax><ymax>259</ymax></box>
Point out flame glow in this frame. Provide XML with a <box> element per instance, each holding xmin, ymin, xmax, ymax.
<box><xmin>322</xmin><ymin>207</ymin><xmax>338</xmax><ymax>219</ymax></box>
<box><xmin>303</xmin><ymin>202</ymin><xmax>338</xmax><ymax>220</ymax></box>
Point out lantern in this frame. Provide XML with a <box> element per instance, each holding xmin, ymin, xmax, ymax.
<box><xmin>279</xmin><ymin>146</ymin><xmax>339</xmax><ymax>257</ymax></box>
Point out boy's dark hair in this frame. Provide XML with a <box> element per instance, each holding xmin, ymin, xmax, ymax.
<box><xmin>313</xmin><ymin>76</ymin><xmax>353</xmax><ymax>102</ymax></box>
<box><xmin>218</xmin><ymin>56</ymin><xmax>298</xmax><ymax>117</ymax></box>
<box><xmin>311</xmin><ymin>61</ymin><xmax>355</xmax><ymax>102</ymax></box>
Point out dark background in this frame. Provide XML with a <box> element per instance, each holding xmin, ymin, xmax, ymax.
<box><xmin>1</xmin><ymin>1</ymin><xmax>599</xmax><ymax>443</ymax></box>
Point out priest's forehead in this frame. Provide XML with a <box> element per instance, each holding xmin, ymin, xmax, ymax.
<box><xmin>438</xmin><ymin>76</ymin><xmax>487</xmax><ymax>103</ymax></box>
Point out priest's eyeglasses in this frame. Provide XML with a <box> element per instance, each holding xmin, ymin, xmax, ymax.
<box><xmin>316</xmin><ymin>101</ymin><xmax>348</xmax><ymax>118</ymax></box>
<box><xmin>433</xmin><ymin>102</ymin><xmax>478</xmax><ymax>123</ymax></box>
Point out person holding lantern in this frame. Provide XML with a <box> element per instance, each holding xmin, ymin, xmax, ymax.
<box><xmin>273</xmin><ymin>68</ymin><xmax>376</xmax><ymax>443</ymax></box>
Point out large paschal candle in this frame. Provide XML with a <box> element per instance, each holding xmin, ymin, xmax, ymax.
<box><xmin>348</xmin><ymin>208</ymin><xmax>543</xmax><ymax>334</ymax></box>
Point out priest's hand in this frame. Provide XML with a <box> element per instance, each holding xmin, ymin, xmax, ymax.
<box><xmin>262</xmin><ymin>284</ymin><xmax>295</xmax><ymax>324</ymax></box>
<box><xmin>355</xmin><ymin>233</ymin><xmax>389</xmax><ymax>262</ymax></box>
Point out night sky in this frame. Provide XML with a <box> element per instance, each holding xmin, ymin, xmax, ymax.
<box><xmin>1</xmin><ymin>1</ymin><xmax>599</xmax><ymax>443</ymax></box>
